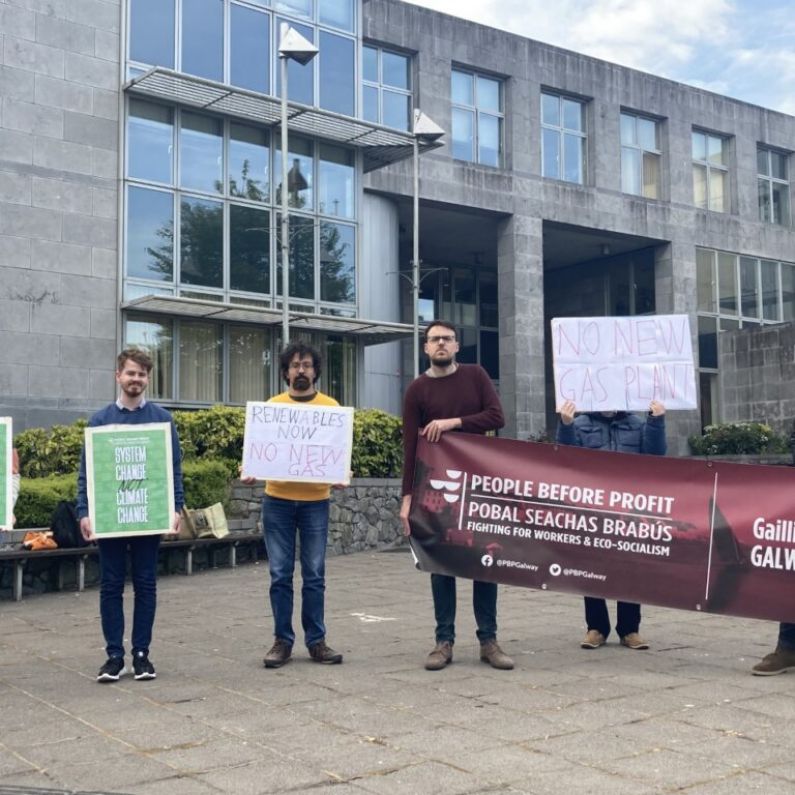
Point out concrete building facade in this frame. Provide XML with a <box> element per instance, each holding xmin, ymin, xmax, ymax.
<box><xmin>3</xmin><ymin>0</ymin><xmax>795</xmax><ymax>454</ymax></box>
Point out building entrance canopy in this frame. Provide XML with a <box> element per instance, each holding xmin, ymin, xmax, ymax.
<box><xmin>124</xmin><ymin>67</ymin><xmax>442</xmax><ymax>172</ymax></box>
<box><xmin>123</xmin><ymin>295</ymin><xmax>415</xmax><ymax>346</ymax></box>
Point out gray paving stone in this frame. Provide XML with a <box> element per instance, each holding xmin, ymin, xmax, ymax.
<box><xmin>1</xmin><ymin>551</ymin><xmax>794</xmax><ymax>795</ymax></box>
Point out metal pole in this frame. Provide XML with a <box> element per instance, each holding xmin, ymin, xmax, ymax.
<box><xmin>280</xmin><ymin>38</ymin><xmax>290</xmax><ymax>347</ymax></box>
<box><xmin>412</xmin><ymin>134</ymin><xmax>420</xmax><ymax>379</ymax></box>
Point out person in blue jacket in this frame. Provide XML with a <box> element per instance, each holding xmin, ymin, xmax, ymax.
<box><xmin>556</xmin><ymin>399</ymin><xmax>666</xmax><ymax>651</ymax></box>
<box><xmin>77</xmin><ymin>348</ymin><xmax>184</xmax><ymax>683</ymax></box>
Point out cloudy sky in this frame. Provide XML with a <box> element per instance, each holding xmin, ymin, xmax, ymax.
<box><xmin>401</xmin><ymin>0</ymin><xmax>795</xmax><ymax>115</ymax></box>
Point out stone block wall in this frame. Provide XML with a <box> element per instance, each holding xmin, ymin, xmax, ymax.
<box><xmin>226</xmin><ymin>478</ymin><xmax>405</xmax><ymax>555</ymax></box>
<box><xmin>0</xmin><ymin>0</ymin><xmax>121</xmax><ymax>431</ymax></box>
<box><xmin>719</xmin><ymin>323</ymin><xmax>795</xmax><ymax>435</ymax></box>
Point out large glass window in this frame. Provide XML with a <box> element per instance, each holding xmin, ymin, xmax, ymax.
<box><xmin>126</xmin><ymin>187</ymin><xmax>174</xmax><ymax>281</ymax></box>
<box><xmin>229</xmin><ymin>124</ymin><xmax>269</xmax><ymax>201</ymax></box>
<box><xmin>319</xmin><ymin>31</ymin><xmax>354</xmax><ymax>116</ymax></box>
<box><xmin>542</xmin><ymin>92</ymin><xmax>586</xmax><ymax>184</ymax></box>
<box><xmin>696</xmin><ymin>246</ymin><xmax>795</xmax><ymax>424</ymax></box>
<box><xmin>757</xmin><ymin>146</ymin><xmax>790</xmax><ymax>226</ymax></box>
<box><xmin>181</xmin><ymin>0</ymin><xmax>224</xmax><ymax>81</ymax></box>
<box><xmin>318</xmin><ymin>144</ymin><xmax>354</xmax><ymax>218</ymax></box>
<box><xmin>180</xmin><ymin>113</ymin><xmax>223</xmax><ymax>194</ymax></box>
<box><xmin>229</xmin><ymin>326</ymin><xmax>270</xmax><ymax>402</ymax></box>
<box><xmin>230</xmin><ymin>205</ymin><xmax>270</xmax><ymax>294</ymax></box>
<box><xmin>277</xmin><ymin>214</ymin><xmax>315</xmax><ymax>300</ymax></box>
<box><xmin>128</xmin><ymin>100</ymin><xmax>173</xmax><ymax>184</ymax></box>
<box><xmin>125</xmin><ymin>316</ymin><xmax>174</xmax><ymax>399</ymax></box>
<box><xmin>451</xmin><ymin>69</ymin><xmax>503</xmax><ymax>167</ymax></box>
<box><xmin>230</xmin><ymin>3</ymin><xmax>270</xmax><ymax>93</ymax></box>
<box><xmin>692</xmin><ymin>130</ymin><xmax>729</xmax><ymax>212</ymax></box>
<box><xmin>179</xmin><ymin>321</ymin><xmax>222</xmax><ymax>401</ymax></box>
<box><xmin>126</xmin><ymin>109</ymin><xmax>356</xmax><ymax>312</ymax></box>
<box><xmin>362</xmin><ymin>45</ymin><xmax>411</xmax><ymax>131</ymax></box>
<box><xmin>274</xmin><ymin>135</ymin><xmax>313</xmax><ymax>210</ymax></box>
<box><xmin>130</xmin><ymin>0</ymin><xmax>174</xmax><ymax>67</ymax></box>
<box><xmin>318</xmin><ymin>0</ymin><xmax>354</xmax><ymax>31</ymax></box>
<box><xmin>320</xmin><ymin>221</ymin><xmax>354</xmax><ymax>303</ymax></box>
<box><xmin>180</xmin><ymin>197</ymin><xmax>223</xmax><ymax>288</ymax></box>
<box><xmin>620</xmin><ymin>112</ymin><xmax>661</xmax><ymax>198</ymax></box>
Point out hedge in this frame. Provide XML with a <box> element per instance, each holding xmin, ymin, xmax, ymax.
<box><xmin>12</xmin><ymin>460</ymin><xmax>232</xmax><ymax>529</ymax></box>
<box><xmin>12</xmin><ymin>405</ymin><xmax>405</xmax><ymax>481</ymax></box>
<box><xmin>688</xmin><ymin>422</ymin><xmax>788</xmax><ymax>455</ymax></box>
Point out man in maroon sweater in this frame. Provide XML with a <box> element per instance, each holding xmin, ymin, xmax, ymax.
<box><xmin>401</xmin><ymin>320</ymin><xmax>514</xmax><ymax>671</ymax></box>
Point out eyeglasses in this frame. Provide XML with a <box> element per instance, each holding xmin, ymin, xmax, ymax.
<box><xmin>427</xmin><ymin>335</ymin><xmax>456</xmax><ymax>344</ymax></box>
<box><xmin>289</xmin><ymin>360</ymin><xmax>315</xmax><ymax>370</ymax></box>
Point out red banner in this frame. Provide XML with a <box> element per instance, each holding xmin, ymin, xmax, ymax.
<box><xmin>408</xmin><ymin>433</ymin><xmax>795</xmax><ymax>622</ymax></box>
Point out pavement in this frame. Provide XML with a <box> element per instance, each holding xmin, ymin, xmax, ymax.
<box><xmin>1</xmin><ymin>548</ymin><xmax>794</xmax><ymax>795</ymax></box>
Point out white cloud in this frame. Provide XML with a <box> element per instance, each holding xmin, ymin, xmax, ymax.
<box><xmin>399</xmin><ymin>0</ymin><xmax>795</xmax><ymax>113</ymax></box>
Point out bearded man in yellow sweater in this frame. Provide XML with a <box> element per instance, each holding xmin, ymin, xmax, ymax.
<box><xmin>252</xmin><ymin>342</ymin><xmax>343</xmax><ymax>668</ymax></box>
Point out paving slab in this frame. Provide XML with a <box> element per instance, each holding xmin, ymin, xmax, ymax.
<box><xmin>1</xmin><ymin>548</ymin><xmax>794</xmax><ymax>795</ymax></box>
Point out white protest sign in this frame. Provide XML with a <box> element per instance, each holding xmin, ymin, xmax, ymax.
<box><xmin>551</xmin><ymin>314</ymin><xmax>697</xmax><ymax>412</ymax></box>
<box><xmin>242</xmin><ymin>401</ymin><xmax>354</xmax><ymax>484</ymax></box>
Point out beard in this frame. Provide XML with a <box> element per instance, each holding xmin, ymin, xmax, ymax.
<box><xmin>430</xmin><ymin>353</ymin><xmax>454</xmax><ymax>368</ymax></box>
<box><xmin>121</xmin><ymin>382</ymin><xmax>144</xmax><ymax>397</ymax></box>
<box><xmin>292</xmin><ymin>374</ymin><xmax>312</xmax><ymax>391</ymax></box>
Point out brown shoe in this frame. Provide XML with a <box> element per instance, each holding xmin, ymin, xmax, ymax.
<box><xmin>308</xmin><ymin>640</ymin><xmax>343</xmax><ymax>664</ymax></box>
<box><xmin>620</xmin><ymin>632</ymin><xmax>649</xmax><ymax>650</ymax></box>
<box><xmin>752</xmin><ymin>646</ymin><xmax>795</xmax><ymax>676</ymax></box>
<box><xmin>425</xmin><ymin>641</ymin><xmax>453</xmax><ymax>670</ymax></box>
<box><xmin>480</xmin><ymin>639</ymin><xmax>514</xmax><ymax>670</ymax></box>
<box><xmin>581</xmin><ymin>630</ymin><xmax>606</xmax><ymax>649</ymax></box>
<box><xmin>263</xmin><ymin>638</ymin><xmax>292</xmax><ymax>668</ymax></box>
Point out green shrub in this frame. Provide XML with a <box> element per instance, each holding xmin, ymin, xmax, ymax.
<box><xmin>173</xmin><ymin>405</ymin><xmax>245</xmax><ymax>474</ymax></box>
<box><xmin>14</xmin><ymin>420</ymin><xmax>87</xmax><ymax>478</ymax></box>
<box><xmin>688</xmin><ymin>422</ymin><xmax>788</xmax><ymax>455</ymax></box>
<box><xmin>351</xmin><ymin>408</ymin><xmax>403</xmax><ymax>477</ymax></box>
<box><xmin>11</xmin><ymin>404</ymin><xmax>405</xmax><ymax>484</ymax></box>
<box><xmin>14</xmin><ymin>474</ymin><xmax>77</xmax><ymax>528</ymax></box>
<box><xmin>182</xmin><ymin>459</ymin><xmax>231</xmax><ymax>509</ymax></box>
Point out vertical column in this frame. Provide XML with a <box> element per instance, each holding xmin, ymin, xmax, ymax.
<box><xmin>497</xmin><ymin>213</ymin><xmax>545</xmax><ymax>441</ymax></box>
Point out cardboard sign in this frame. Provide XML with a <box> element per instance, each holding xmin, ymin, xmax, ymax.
<box><xmin>85</xmin><ymin>423</ymin><xmax>175</xmax><ymax>538</ymax></box>
<box><xmin>241</xmin><ymin>401</ymin><xmax>354</xmax><ymax>484</ymax></box>
<box><xmin>410</xmin><ymin>432</ymin><xmax>795</xmax><ymax>623</ymax></box>
<box><xmin>0</xmin><ymin>418</ymin><xmax>11</xmax><ymax>531</ymax></box>
<box><xmin>551</xmin><ymin>314</ymin><xmax>697</xmax><ymax>411</ymax></box>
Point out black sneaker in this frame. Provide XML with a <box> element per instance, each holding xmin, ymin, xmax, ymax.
<box><xmin>308</xmin><ymin>640</ymin><xmax>343</xmax><ymax>664</ymax></box>
<box><xmin>97</xmin><ymin>657</ymin><xmax>125</xmax><ymax>683</ymax></box>
<box><xmin>132</xmin><ymin>651</ymin><xmax>157</xmax><ymax>680</ymax></box>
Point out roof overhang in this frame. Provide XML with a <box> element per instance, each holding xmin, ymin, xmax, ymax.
<box><xmin>124</xmin><ymin>67</ymin><xmax>443</xmax><ymax>172</ymax></box>
<box><xmin>123</xmin><ymin>294</ymin><xmax>415</xmax><ymax>346</ymax></box>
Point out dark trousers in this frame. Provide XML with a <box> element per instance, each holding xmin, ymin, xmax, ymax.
<box><xmin>585</xmin><ymin>597</ymin><xmax>640</xmax><ymax>639</ymax></box>
<box><xmin>431</xmin><ymin>573</ymin><xmax>497</xmax><ymax>644</ymax></box>
<box><xmin>98</xmin><ymin>534</ymin><xmax>161</xmax><ymax>659</ymax></box>
<box><xmin>779</xmin><ymin>622</ymin><xmax>795</xmax><ymax>650</ymax></box>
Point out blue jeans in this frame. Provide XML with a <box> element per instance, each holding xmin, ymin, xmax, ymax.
<box><xmin>97</xmin><ymin>534</ymin><xmax>160</xmax><ymax>659</ymax></box>
<box><xmin>431</xmin><ymin>574</ymin><xmax>498</xmax><ymax>644</ymax></box>
<box><xmin>262</xmin><ymin>496</ymin><xmax>329</xmax><ymax>648</ymax></box>
<box><xmin>779</xmin><ymin>623</ymin><xmax>795</xmax><ymax>650</ymax></box>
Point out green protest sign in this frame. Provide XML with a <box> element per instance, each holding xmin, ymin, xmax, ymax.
<box><xmin>85</xmin><ymin>423</ymin><xmax>174</xmax><ymax>538</ymax></box>
<box><xmin>0</xmin><ymin>418</ymin><xmax>11</xmax><ymax>531</ymax></box>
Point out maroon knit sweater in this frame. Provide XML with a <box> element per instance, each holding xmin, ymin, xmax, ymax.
<box><xmin>401</xmin><ymin>364</ymin><xmax>504</xmax><ymax>495</ymax></box>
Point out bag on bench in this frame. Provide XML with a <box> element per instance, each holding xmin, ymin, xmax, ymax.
<box><xmin>179</xmin><ymin>503</ymin><xmax>229</xmax><ymax>540</ymax></box>
<box><xmin>50</xmin><ymin>501</ymin><xmax>89</xmax><ymax>548</ymax></box>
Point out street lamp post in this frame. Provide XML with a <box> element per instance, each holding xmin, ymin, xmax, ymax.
<box><xmin>410</xmin><ymin>109</ymin><xmax>445</xmax><ymax>377</ymax></box>
<box><xmin>278</xmin><ymin>24</ymin><xmax>318</xmax><ymax>346</ymax></box>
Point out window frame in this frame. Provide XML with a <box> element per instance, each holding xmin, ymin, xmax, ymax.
<box><xmin>541</xmin><ymin>91</ymin><xmax>587</xmax><ymax>185</ymax></box>
<box><xmin>361</xmin><ymin>43</ymin><xmax>413</xmax><ymax>131</ymax></box>
<box><xmin>450</xmin><ymin>66</ymin><xmax>505</xmax><ymax>168</ymax></box>
<box><xmin>619</xmin><ymin>110</ymin><xmax>662</xmax><ymax>199</ymax></box>
<box><xmin>757</xmin><ymin>145</ymin><xmax>791</xmax><ymax>226</ymax></box>
<box><xmin>692</xmin><ymin>129</ymin><xmax>731</xmax><ymax>213</ymax></box>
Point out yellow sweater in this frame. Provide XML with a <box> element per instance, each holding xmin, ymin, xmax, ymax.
<box><xmin>264</xmin><ymin>391</ymin><xmax>340</xmax><ymax>501</ymax></box>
